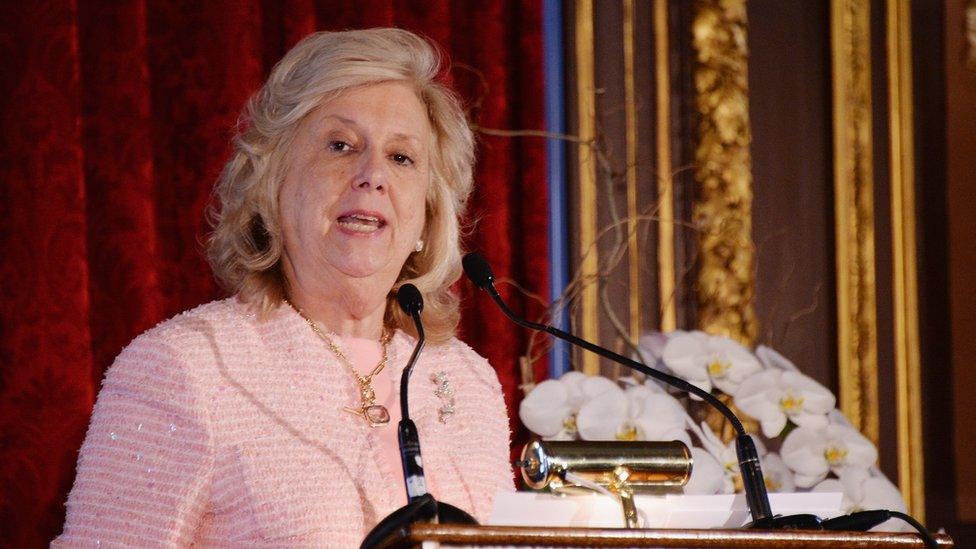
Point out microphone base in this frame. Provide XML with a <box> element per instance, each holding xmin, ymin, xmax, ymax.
<box><xmin>360</xmin><ymin>494</ymin><xmax>478</xmax><ymax>549</ymax></box>
<box><xmin>748</xmin><ymin>513</ymin><xmax>823</xmax><ymax>530</ymax></box>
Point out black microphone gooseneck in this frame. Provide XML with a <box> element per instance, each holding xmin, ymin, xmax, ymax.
<box><xmin>461</xmin><ymin>252</ymin><xmax>806</xmax><ymax>529</ymax></box>
<box><xmin>395</xmin><ymin>283</ymin><xmax>428</xmax><ymax>501</ymax></box>
<box><xmin>360</xmin><ymin>284</ymin><xmax>477</xmax><ymax>549</ymax></box>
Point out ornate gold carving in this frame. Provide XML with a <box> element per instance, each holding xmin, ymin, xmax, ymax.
<box><xmin>691</xmin><ymin>0</ymin><xmax>757</xmax><ymax>346</ymax></box>
<box><xmin>830</xmin><ymin>0</ymin><xmax>880</xmax><ymax>447</ymax></box>
<box><xmin>887</xmin><ymin>0</ymin><xmax>925</xmax><ymax>520</ymax></box>
<box><xmin>655</xmin><ymin>0</ymin><xmax>677</xmax><ymax>332</ymax></box>
<box><xmin>575</xmin><ymin>0</ymin><xmax>600</xmax><ymax>375</ymax></box>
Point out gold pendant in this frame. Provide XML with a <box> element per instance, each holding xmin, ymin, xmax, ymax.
<box><xmin>345</xmin><ymin>404</ymin><xmax>391</xmax><ymax>427</ymax></box>
<box><xmin>343</xmin><ymin>375</ymin><xmax>390</xmax><ymax>426</ymax></box>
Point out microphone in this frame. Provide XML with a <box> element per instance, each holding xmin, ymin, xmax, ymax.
<box><xmin>360</xmin><ymin>283</ymin><xmax>476</xmax><ymax>548</ymax></box>
<box><xmin>397</xmin><ymin>282</ymin><xmax>424</xmax><ymax>315</ymax></box>
<box><xmin>395</xmin><ymin>283</ymin><xmax>428</xmax><ymax>501</ymax></box>
<box><xmin>462</xmin><ymin>253</ymin><xmax>819</xmax><ymax>529</ymax></box>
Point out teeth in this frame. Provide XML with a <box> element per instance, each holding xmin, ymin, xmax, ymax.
<box><xmin>337</xmin><ymin>213</ymin><xmax>384</xmax><ymax>234</ymax></box>
<box><xmin>338</xmin><ymin>219</ymin><xmax>381</xmax><ymax>233</ymax></box>
<box><xmin>340</xmin><ymin>213</ymin><xmax>382</xmax><ymax>223</ymax></box>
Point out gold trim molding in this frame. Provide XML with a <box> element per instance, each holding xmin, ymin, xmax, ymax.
<box><xmin>830</xmin><ymin>0</ymin><xmax>880</xmax><ymax>447</ymax></box>
<box><xmin>655</xmin><ymin>0</ymin><xmax>677</xmax><ymax>333</ymax></box>
<box><xmin>575</xmin><ymin>0</ymin><xmax>599</xmax><ymax>375</ymax></box>
<box><xmin>691</xmin><ymin>0</ymin><xmax>757</xmax><ymax>346</ymax></box>
<box><xmin>886</xmin><ymin>0</ymin><xmax>925</xmax><ymax>520</ymax></box>
<box><xmin>623</xmin><ymin>0</ymin><xmax>642</xmax><ymax>343</ymax></box>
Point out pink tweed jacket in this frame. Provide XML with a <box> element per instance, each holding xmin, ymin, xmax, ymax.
<box><xmin>54</xmin><ymin>298</ymin><xmax>515</xmax><ymax>547</ymax></box>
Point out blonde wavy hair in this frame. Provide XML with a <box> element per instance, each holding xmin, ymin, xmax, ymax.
<box><xmin>206</xmin><ymin>28</ymin><xmax>475</xmax><ymax>344</ymax></box>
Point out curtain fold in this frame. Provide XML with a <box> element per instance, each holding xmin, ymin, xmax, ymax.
<box><xmin>78</xmin><ymin>0</ymin><xmax>163</xmax><ymax>381</ymax></box>
<box><xmin>0</xmin><ymin>1</ymin><xmax>546</xmax><ymax>545</ymax></box>
<box><xmin>454</xmin><ymin>0</ymin><xmax>550</xmax><ymax>449</ymax></box>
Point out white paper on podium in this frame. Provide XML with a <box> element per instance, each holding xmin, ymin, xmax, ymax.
<box><xmin>488</xmin><ymin>491</ymin><xmax>843</xmax><ymax>529</ymax></box>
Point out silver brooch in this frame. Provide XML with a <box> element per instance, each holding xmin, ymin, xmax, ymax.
<box><xmin>431</xmin><ymin>371</ymin><xmax>455</xmax><ymax>423</ymax></box>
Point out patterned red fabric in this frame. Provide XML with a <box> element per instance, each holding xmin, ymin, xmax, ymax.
<box><xmin>0</xmin><ymin>1</ymin><xmax>546</xmax><ymax>546</ymax></box>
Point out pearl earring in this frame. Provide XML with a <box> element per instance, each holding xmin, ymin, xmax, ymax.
<box><xmin>415</xmin><ymin>239</ymin><xmax>424</xmax><ymax>253</ymax></box>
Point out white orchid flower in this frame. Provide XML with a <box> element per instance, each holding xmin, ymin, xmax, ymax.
<box><xmin>578</xmin><ymin>374</ymin><xmax>620</xmax><ymax>402</ymax></box>
<box><xmin>573</xmin><ymin>379</ymin><xmax>693</xmax><ymax>444</ymax></box>
<box><xmin>813</xmin><ymin>467</ymin><xmax>908</xmax><ymax>531</ymax></box>
<box><xmin>734</xmin><ymin>369</ymin><xmax>835</xmax><ymax>438</ymax></box>
<box><xmin>519</xmin><ymin>371</ymin><xmax>623</xmax><ymax>439</ymax></box>
<box><xmin>661</xmin><ymin>331</ymin><xmax>762</xmax><ymax>397</ymax></box>
<box><xmin>636</xmin><ymin>331</ymin><xmax>672</xmax><ymax>370</ymax></box>
<box><xmin>557</xmin><ymin>370</ymin><xmax>589</xmax><ymax>411</ymax></box>
<box><xmin>755</xmin><ymin>344</ymin><xmax>797</xmax><ymax>372</ymax></box>
<box><xmin>761</xmin><ymin>452</ymin><xmax>796</xmax><ymax>493</ymax></box>
<box><xmin>685</xmin><ymin>418</ymin><xmax>758</xmax><ymax>494</ymax></box>
<box><xmin>781</xmin><ymin>424</ymin><xmax>878</xmax><ymax>488</ymax></box>
<box><xmin>626</xmin><ymin>384</ymin><xmax>692</xmax><ymax>446</ymax></box>
<box><xmin>518</xmin><ymin>379</ymin><xmax>575</xmax><ymax>438</ymax></box>
<box><xmin>576</xmin><ymin>383</ymin><xmax>628</xmax><ymax>440</ymax></box>
<box><xmin>683</xmin><ymin>447</ymin><xmax>726</xmax><ymax>495</ymax></box>
<box><xmin>638</xmin><ymin>331</ymin><xmax>670</xmax><ymax>359</ymax></box>
<box><xmin>685</xmin><ymin>416</ymin><xmax>794</xmax><ymax>495</ymax></box>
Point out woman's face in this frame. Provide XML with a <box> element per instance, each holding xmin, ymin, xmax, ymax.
<box><xmin>279</xmin><ymin>81</ymin><xmax>432</xmax><ymax>291</ymax></box>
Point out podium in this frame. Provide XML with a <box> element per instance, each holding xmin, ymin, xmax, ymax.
<box><xmin>382</xmin><ymin>524</ymin><xmax>954</xmax><ymax>547</ymax></box>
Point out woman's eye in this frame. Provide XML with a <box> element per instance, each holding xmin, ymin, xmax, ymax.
<box><xmin>391</xmin><ymin>153</ymin><xmax>414</xmax><ymax>166</ymax></box>
<box><xmin>328</xmin><ymin>141</ymin><xmax>352</xmax><ymax>152</ymax></box>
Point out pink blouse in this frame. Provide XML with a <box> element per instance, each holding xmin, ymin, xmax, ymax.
<box><xmin>53</xmin><ymin>298</ymin><xmax>514</xmax><ymax>547</ymax></box>
<box><xmin>336</xmin><ymin>335</ymin><xmax>406</xmax><ymax>508</ymax></box>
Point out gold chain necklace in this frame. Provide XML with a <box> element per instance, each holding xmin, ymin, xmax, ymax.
<box><xmin>286</xmin><ymin>299</ymin><xmax>393</xmax><ymax>427</ymax></box>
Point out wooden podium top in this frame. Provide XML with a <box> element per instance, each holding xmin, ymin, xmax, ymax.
<box><xmin>393</xmin><ymin>524</ymin><xmax>953</xmax><ymax>548</ymax></box>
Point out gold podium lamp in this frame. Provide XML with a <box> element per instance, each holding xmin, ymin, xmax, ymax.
<box><xmin>516</xmin><ymin>440</ymin><xmax>693</xmax><ymax>528</ymax></box>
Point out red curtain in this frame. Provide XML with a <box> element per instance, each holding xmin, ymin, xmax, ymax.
<box><xmin>0</xmin><ymin>1</ymin><xmax>547</xmax><ymax>546</ymax></box>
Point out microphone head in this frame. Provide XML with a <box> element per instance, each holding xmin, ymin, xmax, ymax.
<box><xmin>462</xmin><ymin>253</ymin><xmax>494</xmax><ymax>290</ymax></box>
<box><xmin>396</xmin><ymin>283</ymin><xmax>424</xmax><ymax>315</ymax></box>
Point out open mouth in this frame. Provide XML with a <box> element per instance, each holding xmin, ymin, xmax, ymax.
<box><xmin>336</xmin><ymin>211</ymin><xmax>387</xmax><ymax>234</ymax></box>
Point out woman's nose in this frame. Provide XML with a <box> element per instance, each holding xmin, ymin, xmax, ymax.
<box><xmin>352</xmin><ymin>150</ymin><xmax>386</xmax><ymax>192</ymax></box>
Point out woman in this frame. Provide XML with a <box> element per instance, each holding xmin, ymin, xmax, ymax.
<box><xmin>54</xmin><ymin>28</ymin><xmax>514</xmax><ymax>546</ymax></box>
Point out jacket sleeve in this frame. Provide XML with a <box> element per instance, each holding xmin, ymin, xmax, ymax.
<box><xmin>456</xmin><ymin>344</ymin><xmax>516</xmax><ymax>522</ymax></box>
<box><xmin>53</xmin><ymin>331</ymin><xmax>214</xmax><ymax>547</ymax></box>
